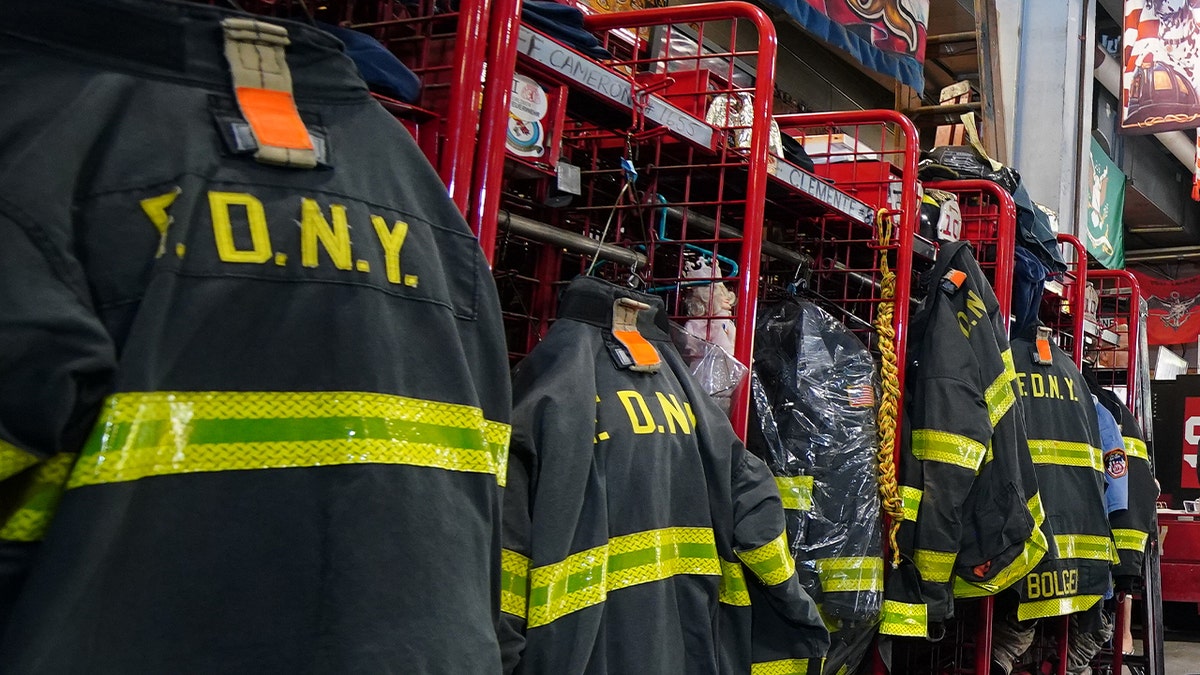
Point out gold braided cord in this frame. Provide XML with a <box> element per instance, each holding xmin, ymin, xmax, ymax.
<box><xmin>873</xmin><ymin>209</ymin><xmax>904</xmax><ymax>568</ymax></box>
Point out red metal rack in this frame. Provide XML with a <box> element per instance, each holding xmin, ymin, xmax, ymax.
<box><xmin>1047</xmin><ymin>234</ymin><xmax>1089</xmax><ymax>366</ymax></box>
<box><xmin>483</xmin><ymin>4</ymin><xmax>921</xmax><ymax>443</ymax></box>
<box><xmin>240</xmin><ymin>0</ymin><xmax>511</xmax><ymax>218</ymax></box>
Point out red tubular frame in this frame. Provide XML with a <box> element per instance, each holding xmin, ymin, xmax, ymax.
<box><xmin>581</xmin><ymin>2</ymin><xmax>779</xmax><ymax>439</ymax></box>
<box><xmin>774</xmin><ymin>109</ymin><xmax>920</xmax><ymax>455</ymax></box>
<box><xmin>925</xmin><ymin>179</ymin><xmax>1018</xmax><ymax>320</ymax></box>
<box><xmin>1058</xmin><ymin>234</ymin><xmax>1088</xmax><ymax>366</ymax></box>
<box><xmin>469</xmin><ymin>0</ymin><xmax>524</xmax><ymax>257</ymax></box>
<box><xmin>1087</xmin><ymin>269</ymin><xmax>1142</xmax><ymax>406</ymax></box>
<box><xmin>443</xmin><ymin>0</ymin><xmax>494</xmax><ymax>213</ymax></box>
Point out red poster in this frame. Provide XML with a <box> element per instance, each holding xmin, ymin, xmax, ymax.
<box><xmin>1130</xmin><ymin>269</ymin><xmax>1200</xmax><ymax>345</ymax></box>
<box><xmin>1183</xmin><ymin>397</ymin><xmax>1200</xmax><ymax>489</ymax></box>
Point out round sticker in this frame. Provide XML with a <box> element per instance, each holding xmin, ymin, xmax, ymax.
<box><xmin>506</xmin><ymin>116</ymin><xmax>545</xmax><ymax>158</ymax></box>
<box><xmin>509</xmin><ymin>74</ymin><xmax>548</xmax><ymax>122</ymax></box>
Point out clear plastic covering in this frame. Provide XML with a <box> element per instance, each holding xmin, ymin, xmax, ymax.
<box><xmin>669</xmin><ymin>322</ymin><xmax>749</xmax><ymax>417</ymax></box>
<box><xmin>747</xmin><ymin>297</ymin><xmax>883</xmax><ymax>643</ymax></box>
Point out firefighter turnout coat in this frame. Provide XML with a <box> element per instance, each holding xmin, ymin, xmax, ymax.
<box><xmin>1010</xmin><ymin>334</ymin><xmax>1117</xmax><ymax>620</ymax></box>
<box><xmin>500</xmin><ymin>277</ymin><xmax>829</xmax><ymax>674</ymax></box>
<box><xmin>881</xmin><ymin>241</ymin><xmax>1047</xmax><ymax>638</ymax></box>
<box><xmin>0</xmin><ymin>1</ymin><xmax>512</xmax><ymax>671</ymax></box>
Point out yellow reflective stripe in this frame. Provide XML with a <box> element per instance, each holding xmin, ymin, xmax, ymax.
<box><xmin>879</xmin><ymin>600</ymin><xmax>927</xmax><ymax>637</ymax></box>
<box><xmin>718</xmin><ymin>558</ymin><xmax>750</xmax><ymax>606</ymax></box>
<box><xmin>738</xmin><ymin>531</ymin><xmax>795</xmax><ymax>587</ymax></box>
<box><xmin>500</xmin><ymin>549</ymin><xmax>530</xmax><ymax>618</ymax></box>
<box><xmin>985</xmin><ymin>353</ymin><xmax>1017</xmax><ymax>427</ymax></box>
<box><xmin>527</xmin><ymin>527</ymin><xmax>721</xmax><ymax>627</ymax></box>
<box><xmin>914</xmin><ymin>549</ymin><xmax>957</xmax><ymax>583</ymax></box>
<box><xmin>775</xmin><ymin>475</ymin><xmax>814</xmax><ymax>511</ymax></box>
<box><xmin>817</xmin><ymin>556</ymin><xmax>883</xmax><ymax>593</ymax></box>
<box><xmin>70</xmin><ymin>391</ymin><xmax>512</xmax><ymax>488</ymax></box>
<box><xmin>1054</xmin><ymin>534</ymin><xmax>1119</xmax><ymax>563</ymax></box>
<box><xmin>0</xmin><ymin>441</ymin><xmax>39</xmax><ymax>482</ymax></box>
<box><xmin>912</xmin><ymin>429</ymin><xmax>987</xmax><ymax>471</ymax></box>
<box><xmin>954</xmin><ymin>492</ymin><xmax>1049</xmax><ymax>598</ymax></box>
<box><xmin>1123</xmin><ymin>436</ymin><xmax>1148</xmax><ymax>461</ymax></box>
<box><xmin>1027</xmin><ymin>439</ymin><xmax>1103</xmax><ymax>472</ymax></box>
<box><xmin>1017</xmin><ymin>594</ymin><xmax>1102</xmax><ymax>621</ymax></box>
<box><xmin>900</xmin><ymin>485</ymin><xmax>921</xmax><ymax>522</ymax></box>
<box><xmin>751</xmin><ymin>658</ymin><xmax>820</xmax><ymax>675</ymax></box>
<box><xmin>1113</xmin><ymin>528</ymin><xmax>1149</xmax><ymax>553</ymax></box>
<box><xmin>0</xmin><ymin>453</ymin><xmax>76</xmax><ymax>542</ymax></box>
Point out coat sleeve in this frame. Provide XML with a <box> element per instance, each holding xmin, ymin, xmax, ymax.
<box><xmin>731</xmin><ymin>448</ymin><xmax>830</xmax><ymax>662</ymax></box>
<box><xmin>499</xmin><ymin>335</ymin><xmax>600</xmax><ymax>674</ymax></box>
<box><xmin>0</xmin><ymin>210</ymin><xmax>116</xmax><ymax>626</ymax></box>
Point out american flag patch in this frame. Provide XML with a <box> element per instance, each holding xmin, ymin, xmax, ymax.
<box><xmin>847</xmin><ymin>384</ymin><xmax>875</xmax><ymax>408</ymax></box>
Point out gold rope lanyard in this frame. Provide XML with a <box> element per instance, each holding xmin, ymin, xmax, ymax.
<box><xmin>873</xmin><ymin>208</ymin><xmax>904</xmax><ymax>568</ymax></box>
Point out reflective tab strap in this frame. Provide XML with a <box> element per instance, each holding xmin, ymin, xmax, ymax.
<box><xmin>775</xmin><ymin>475</ymin><xmax>814</xmax><ymax>512</ymax></box>
<box><xmin>737</xmin><ymin>531</ymin><xmax>795</xmax><ymax>587</ymax></box>
<box><xmin>914</xmin><ymin>548</ymin><xmax>957</xmax><ymax>583</ymax></box>
<box><xmin>221</xmin><ymin>18</ymin><xmax>317</xmax><ymax>168</ymax></box>
<box><xmin>1054</xmin><ymin>534</ymin><xmax>1119</xmax><ymax>563</ymax></box>
<box><xmin>0</xmin><ymin>453</ymin><xmax>76</xmax><ymax>542</ymax></box>
<box><xmin>1017</xmin><ymin>594</ymin><xmax>1102</xmax><ymax>621</ymax></box>
<box><xmin>900</xmin><ymin>485</ymin><xmax>921</xmax><ymax>522</ymax></box>
<box><xmin>985</xmin><ymin>353</ymin><xmax>1017</xmax><ymax>428</ymax></box>
<box><xmin>911</xmin><ymin>429</ymin><xmax>987</xmax><ymax>471</ymax></box>
<box><xmin>1113</xmin><ymin>528</ymin><xmax>1150</xmax><ymax>553</ymax></box>
<box><xmin>527</xmin><ymin>527</ymin><xmax>721</xmax><ymax>627</ymax></box>
<box><xmin>879</xmin><ymin>600</ymin><xmax>927</xmax><ymax>637</ymax></box>
<box><xmin>954</xmin><ymin>493</ymin><xmax>1049</xmax><ymax>598</ymax></box>
<box><xmin>1123</xmin><ymin>436</ymin><xmax>1149</xmax><ymax>461</ymax></box>
<box><xmin>500</xmin><ymin>548</ymin><xmax>530</xmax><ymax>619</ymax></box>
<box><xmin>1027</xmin><ymin>439</ymin><xmax>1103</xmax><ymax>472</ymax></box>
<box><xmin>751</xmin><ymin>657</ymin><xmax>820</xmax><ymax>675</ymax></box>
<box><xmin>817</xmin><ymin>556</ymin><xmax>883</xmax><ymax>593</ymax></box>
<box><xmin>70</xmin><ymin>392</ymin><xmax>511</xmax><ymax>488</ymax></box>
<box><xmin>0</xmin><ymin>441</ymin><xmax>39</xmax><ymax>482</ymax></box>
<box><xmin>718</xmin><ymin>558</ymin><xmax>750</xmax><ymax>606</ymax></box>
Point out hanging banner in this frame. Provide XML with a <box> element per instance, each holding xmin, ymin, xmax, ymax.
<box><xmin>1121</xmin><ymin>0</ymin><xmax>1200</xmax><ymax>133</ymax></box>
<box><xmin>1085</xmin><ymin>138</ymin><xmax>1126</xmax><ymax>269</ymax></box>
<box><xmin>760</xmin><ymin>0</ymin><xmax>928</xmax><ymax>91</ymax></box>
<box><xmin>1131</xmin><ymin>270</ymin><xmax>1200</xmax><ymax>345</ymax></box>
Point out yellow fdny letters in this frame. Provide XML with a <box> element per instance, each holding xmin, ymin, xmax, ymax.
<box><xmin>616</xmin><ymin>390</ymin><xmax>696</xmax><ymax>435</ymax></box>
<box><xmin>956</xmin><ymin>289</ymin><xmax>987</xmax><ymax>338</ymax></box>
<box><xmin>196</xmin><ymin>189</ymin><xmax>418</xmax><ymax>288</ymax></box>
<box><xmin>1014</xmin><ymin>372</ymin><xmax>1079</xmax><ymax>401</ymax></box>
<box><xmin>300</xmin><ymin>198</ymin><xmax>352</xmax><ymax>270</ymax></box>
<box><xmin>209</xmin><ymin>191</ymin><xmax>272</xmax><ymax>263</ymax></box>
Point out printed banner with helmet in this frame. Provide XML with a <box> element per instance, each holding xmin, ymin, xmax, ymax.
<box><xmin>1130</xmin><ymin>269</ymin><xmax>1200</xmax><ymax>345</ymax></box>
<box><xmin>1182</xmin><ymin>397</ymin><xmax>1200</xmax><ymax>488</ymax></box>
<box><xmin>1121</xmin><ymin>0</ymin><xmax>1200</xmax><ymax>134</ymax></box>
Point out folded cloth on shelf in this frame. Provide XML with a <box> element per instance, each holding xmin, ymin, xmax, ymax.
<box><xmin>317</xmin><ymin>21</ymin><xmax>421</xmax><ymax>103</ymax></box>
<box><xmin>521</xmin><ymin>1</ymin><xmax>614</xmax><ymax>60</ymax></box>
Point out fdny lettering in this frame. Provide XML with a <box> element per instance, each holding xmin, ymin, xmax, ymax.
<box><xmin>616</xmin><ymin>390</ymin><xmax>697</xmax><ymax>436</ymax></box>
<box><xmin>956</xmin><ymin>289</ymin><xmax>987</xmax><ymax>338</ymax></box>
<box><xmin>1014</xmin><ymin>372</ymin><xmax>1078</xmax><ymax>401</ymax></box>
<box><xmin>205</xmin><ymin>190</ymin><xmax>418</xmax><ymax>287</ymax></box>
<box><xmin>1025</xmin><ymin>568</ymin><xmax>1079</xmax><ymax>599</ymax></box>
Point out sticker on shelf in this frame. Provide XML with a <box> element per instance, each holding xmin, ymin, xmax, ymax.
<box><xmin>506</xmin><ymin>116</ymin><xmax>546</xmax><ymax>158</ymax></box>
<box><xmin>510</xmin><ymin>74</ymin><xmax>549</xmax><ymax>122</ymax></box>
